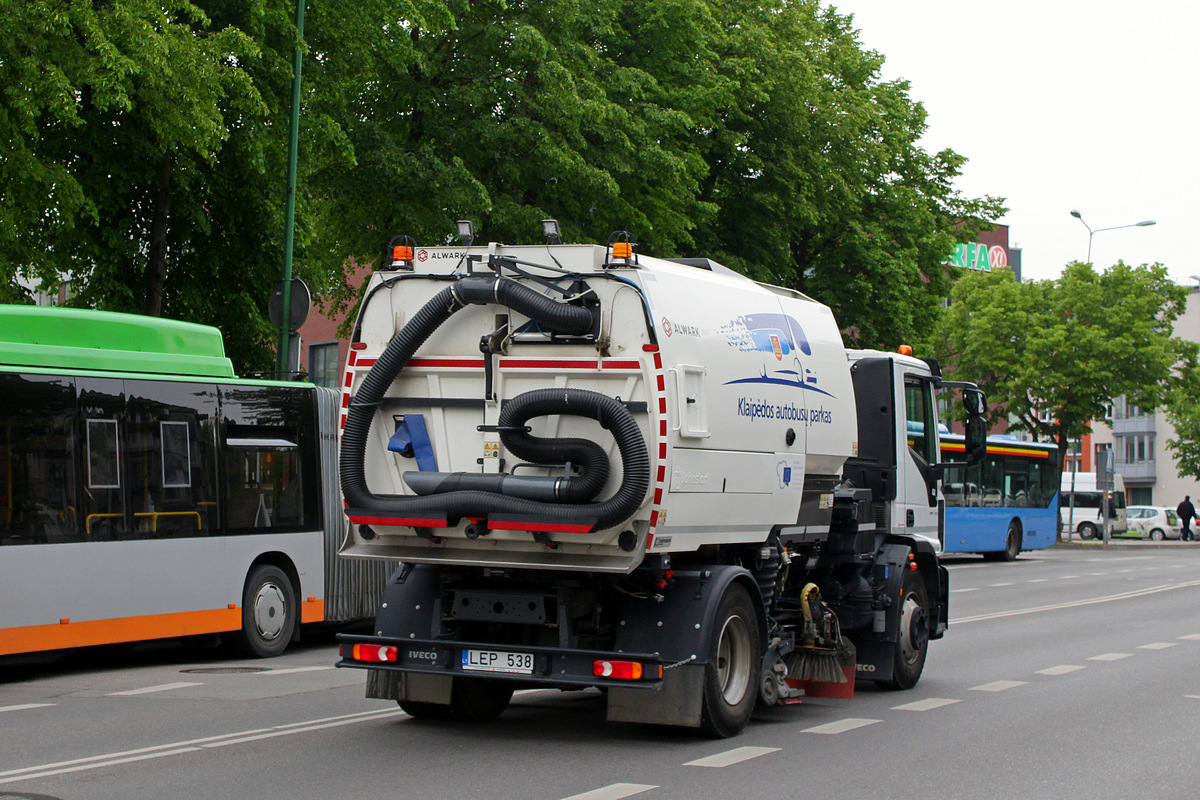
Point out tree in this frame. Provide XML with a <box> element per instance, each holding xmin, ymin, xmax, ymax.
<box><xmin>682</xmin><ymin>0</ymin><xmax>1006</xmax><ymax>348</ymax></box>
<box><xmin>933</xmin><ymin>261</ymin><xmax>1188</xmax><ymax>467</ymax></box>
<box><xmin>1162</xmin><ymin>343</ymin><xmax>1200</xmax><ymax>480</ymax></box>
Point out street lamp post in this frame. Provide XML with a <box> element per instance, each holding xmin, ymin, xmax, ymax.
<box><xmin>1069</xmin><ymin>210</ymin><xmax>1156</xmax><ymax>264</ymax></box>
<box><xmin>1065</xmin><ymin>210</ymin><xmax>1156</xmax><ymax>545</ymax></box>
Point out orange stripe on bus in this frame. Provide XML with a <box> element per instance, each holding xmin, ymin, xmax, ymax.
<box><xmin>0</xmin><ymin>600</ymin><xmax>326</xmax><ymax>656</ymax></box>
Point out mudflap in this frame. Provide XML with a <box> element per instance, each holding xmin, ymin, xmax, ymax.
<box><xmin>606</xmin><ymin>565</ymin><xmax>764</xmax><ymax>728</ymax></box>
<box><xmin>847</xmin><ymin>538</ymin><xmax>943</xmax><ymax>684</ymax></box>
<box><xmin>364</xmin><ymin>564</ymin><xmax>451</xmax><ymax>703</ymax></box>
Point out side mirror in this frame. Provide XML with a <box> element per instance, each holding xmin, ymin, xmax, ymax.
<box><xmin>963</xmin><ymin>387</ymin><xmax>986</xmax><ymax>419</ymax></box>
<box><xmin>964</xmin><ymin>416</ymin><xmax>987</xmax><ymax>466</ymax></box>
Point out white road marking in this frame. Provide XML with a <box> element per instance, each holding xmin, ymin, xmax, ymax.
<box><xmin>0</xmin><ymin>704</ymin><xmax>55</xmax><ymax>713</ymax></box>
<box><xmin>561</xmin><ymin>784</ymin><xmax>658</xmax><ymax>800</ymax></box>
<box><xmin>970</xmin><ymin>680</ymin><xmax>1027</xmax><ymax>692</ymax></box>
<box><xmin>1179</xmin><ymin>634</ymin><xmax>1200</xmax><ymax>640</ymax></box>
<box><xmin>1088</xmin><ymin>653</ymin><xmax>1132</xmax><ymax>662</ymax></box>
<box><xmin>107</xmin><ymin>682</ymin><xmax>203</xmax><ymax>696</ymax></box>
<box><xmin>953</xmin><ymin>580</ymin><xmax>1200</xmax><ymax>624</ymax></box>
<box><xmin>1037</xmin><ymin>665</ymin><xmax>1086</xmax><ymax>676</ymax></box>
<box><xmin>685</xmin><ymin>746</ymin><xmax>780</xmax><ymax>768</ymax></box>
<box><xmin>1026</xmin><ymin>579</ymin><xmax>1049</xmax><ymax>583</ymax></box>
<box><xmin>951</xmin><ymin>587</ymin><xmax>980</xmax><ymax>594</ymax></box>
<box><xmin>0</xmin><ymin>708</ymin><xmax>402</xmax><ymax>785</ymax></box>
<box><xmin>802</xmin><ymin>718</ymin><xmax>881</xmax><ymax>734</ymax></box>
<box><xmin>892</xmin><ymin>697</ymin><xmax>960</xmax><ymax>711</ymax></box>
<box><xmin>255</xmin><ymin>666</ymin><xmax>336</xmax><ymax>676</ymax></box>
<box><xmin>990</xmin><ymin>582</ymin><xmax>1015</xmax><ymax>587</ymax></box>
<box><xmin>1060</xmin><ymin>575</ymin><xmax>1079</xmax><ymax>579</ymax></box>
<box><xmin>1138</xmin><ymin>642</ymin><xmax>1178</xmax><ymax>650</ymax></box>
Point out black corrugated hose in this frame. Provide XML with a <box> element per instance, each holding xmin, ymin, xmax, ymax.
<box><xmin>339</xmin><ymin>275</ymin><xmax>650</xmax><ymax>531</ymax></box>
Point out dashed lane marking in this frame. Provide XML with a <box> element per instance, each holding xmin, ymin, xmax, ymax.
<box><xmin>892</xmin><ymin>698</ymin><xmax>960</xmax><ymax>712</ymax></box>
<box><xmin>1178</xmin><ymin>634</ymin><xmax>1200</xmax><ymax>640</ymax></box>
<box><xmin>1026</xmin><ymin>579</ymin><xmax>1049</xmax><ymax>583</ymax></box>
<box><xmin>0</xmin><ymin>704</ymin><xmax>55</xmax><ymax>713</ymax></box>
<box><xmin>685</xmin><ymin>746</ymin><xmax>780</xmax><ymax>768</ymax></box>
<box><xmin>1138</xmin><ymin>642</ymin><xmax>1178</xmax><ymax>650</ymax></box>
<box><xmin>107</xmin><ymin>682</ymin><xmax>203</xmax><ymax>696</ymax></box>
<box><xmin>561</xmin><ymin>784</ymin><xmax>658</xmax><ymax>800</ymax></box>
<box><xmin>970</xmin><ymin>680</ymin><xmax>1027</xmax><ymax>692</ymax></box>
<box><xmin>951</xmin><ymin>588</ymin><xmax>980</xmax><ymax>593</ymax></box>
<box><xmin>990</xmin><ymin>582</ymin><xmax>1014</xmax><ymax>587</ymax></box>
<box><xmin>1037</xmin><ymin>665</ymin><xmax>1086</xmax><ymax>676</ymax></box>
<box><xmin>1088</xmin><ymin>653</ymin><xmax>1133</xmax><ymax>662</ymax></box>
<box><xmin>802</xmin><ymin>718</ymin><xmax>881</xmax><ymax>734</ymax></box>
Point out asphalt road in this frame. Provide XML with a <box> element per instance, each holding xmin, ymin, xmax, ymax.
<box><xmin>4</xmin><ymin>546</ymin><xmax>1200</xmax><ymax>800</ymax></box>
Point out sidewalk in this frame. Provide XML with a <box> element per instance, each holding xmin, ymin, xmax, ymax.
<box><xmin>1054</xmin><ymin>536</ymin><xmax>1200</xmax><ymax>550</ymax></box>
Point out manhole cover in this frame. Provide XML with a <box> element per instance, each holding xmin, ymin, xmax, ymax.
<box><xmin>180</xmin><ymin>667</ymin><xmax>270</xmax><ymax>674</ymax></box>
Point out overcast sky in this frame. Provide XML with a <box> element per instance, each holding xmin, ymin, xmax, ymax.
<box><xmin>826</xmin><ymin>0</ymin><xmax>1200</xmax><ymax>284</ymax></box>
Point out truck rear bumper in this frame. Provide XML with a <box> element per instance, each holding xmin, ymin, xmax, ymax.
<box><xmin>336</xmin><ymin>633</ymin><xmax>668</xmax><ymax>690</ymax></box>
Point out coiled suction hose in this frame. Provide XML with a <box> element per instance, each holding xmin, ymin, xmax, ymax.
<box><xmin>339</xmin><ymin>275</ymin><xmax>650</xmax><ymax>531</ymax></box>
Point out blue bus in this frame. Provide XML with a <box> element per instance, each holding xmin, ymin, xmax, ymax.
<box><xmin>940</xmin><ymin>434</ymin><xmax>1060</xmax><ymax>560</ymax></box>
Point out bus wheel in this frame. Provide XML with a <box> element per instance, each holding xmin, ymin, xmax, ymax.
<box><xmin>986</xmin><ymin>522</ymin><xmax>1022</xmax><ymax>562</ymax></box>
<box><xmin>450</xmin><ymin>677</ymin><xmax>514</xmax><ymax>722</ymax></box>
<box><xmin>241</xmin><ymin>565</ymin><xmax>296</xmax><ymax>658</ymax></box>
<box><xmin>877</xmin><ymin>567</ymin><xmax>928</xmax><ymax>690</ymax></box>
<box><xmin>1078</xmin><ymin>522</ymin><xmax>1098</xmax><ymax>540</ymax></box>
<box><xmin>700</xmin><ymin>582</ymin><xmax>760</xmax><ymax>738</ymax></box>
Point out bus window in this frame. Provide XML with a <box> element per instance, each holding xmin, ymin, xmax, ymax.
<box><xmin>0</xmin><ymin>374</ymin><xmax>79</xmax><ymax>545</ymax></box>
<box><xmin>125</xmin><ymin>380</ymin><xmax>219</xmax><ymax>538</ymax></box>
<box><xmin>224</xmin><ymin>428</ymin><xmax>307</xmax><ymax>530</ymax></box>
<box><xmin>79</xmin><ymin>378</ymin><xmax>127</xmax><ymax>540</ymax></box>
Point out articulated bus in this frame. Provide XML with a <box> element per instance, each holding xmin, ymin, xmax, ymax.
<box><xmin>0</xmin><ymin>306</ymin><xmax>391</xmax><ymax>657</ymax></box>
<box><xmin>940</xmin><ymin>434</ymin><xmax>1060</xmax><ymax>560</ymax></box>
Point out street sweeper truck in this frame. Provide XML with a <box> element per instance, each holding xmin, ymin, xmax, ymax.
<box><xmin>335</xmin><ymin>226</ymin><xmax>987</xmax><ymax>737</ymax></box>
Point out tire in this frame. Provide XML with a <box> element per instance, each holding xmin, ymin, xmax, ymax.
<box><xmin>398</xmin><ymin>676</ymin><xmax>513</xmax><ymax>722</ymax></box>
<box><xmin>240</xmin><ymin>565</ymin><xmax>296</xmax><ymax>658</ymax></box>
<box><xmin>1078</xmin><ymin>522</ymin><xmax>1098</xmax><ymax>540</ymax></box>
<box><xmin>450</xmin><ymin>677</ymin><xmax>514</xmax><ymax>722</ymax></box>
<box><xmin>877</xmin><ymin>567</ymin><xmax>929</xmax><ymax>691</ymax></box>
<box><xmin>1149</xmin><ymin>528</ymin><xmax>1165</xmax><ymax>541</ymax></box>
<box><xmin>699</xmin><ymin>582</ymin><xmax>761</xmax><ymax>738</ymax></box>
<box><xmin>988</xmin><ymin>522</ymin><xmax>1022</xmax><ymax>562</ymax></box>
<box><xmin>398</xmin><ymin>700</ymin><xmax>455</xmax><ymax>720</ymax></box>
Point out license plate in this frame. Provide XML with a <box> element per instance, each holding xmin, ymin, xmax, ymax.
<box><xmin>461</xmin><ymin>649</ymin><xmax>534</xmax><ymax>674</ymax></box>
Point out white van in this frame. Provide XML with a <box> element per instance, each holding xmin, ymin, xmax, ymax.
<box><xmin>1060</xmin><ymin>472</ymin><xmax>1128</xmax><ymax>538</ymax></box>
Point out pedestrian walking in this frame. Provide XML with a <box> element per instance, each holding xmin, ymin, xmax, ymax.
<box><xmin>1178</xmin><ymin>496</ymin><xmax>1196</xmax><ymax>541</ymax></box>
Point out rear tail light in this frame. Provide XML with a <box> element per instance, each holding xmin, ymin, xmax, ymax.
<box><xmin>593</xmin><ymin>660</ymin><xmax>662</xmax><ymax>680</ymax></box>
<box><xmin>344</xmin><ymin>643</ymin><xmax>398</xmax><ymax>662</ymax></box>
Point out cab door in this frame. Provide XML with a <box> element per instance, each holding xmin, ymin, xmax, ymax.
<box><xmin>897</xmin><ymin>372</ymin><xmax>941</xmax><ymax>547</ymax></box>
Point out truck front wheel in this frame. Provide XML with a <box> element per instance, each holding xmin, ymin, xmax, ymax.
<box><xmin>877</xmin><ymin>567</ymin><xmax>928</xmax><ymax>691</ymax></box>
<box><xmin>699</xmin><ymin>582</ymin><xmax>761</xmax><ymax>738</ymax></box>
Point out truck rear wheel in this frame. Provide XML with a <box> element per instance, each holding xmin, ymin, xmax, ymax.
<box><xmin>876</xmin><ymin>567</ymin><xmax>928</xmax><ymax>690</ymax></box>
<box><xmin>397</xmin><ymin>677</ymin><xmax>513</xmax><ymax>722</ymax></box>
<box><xmin>451</xmin><ymin>677</ymin><xmax>514</xmax><ymax>721</ymax></box>
<box><xmin>699</xmin><ymin>582</ymin><xmax>760</xmax><ymax>738</ymax></box>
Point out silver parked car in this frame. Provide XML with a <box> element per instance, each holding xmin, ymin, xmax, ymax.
<box><xmin>1124</xmin><ymin>506</ymin><xmax>1183</xmax><ymax>540</ymax></box>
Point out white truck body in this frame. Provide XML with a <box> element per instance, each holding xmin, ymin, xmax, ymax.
<box><xmin>336</xmin><ymin>238</ymin><xmax>985</xmax><ymax>736</ymax></box>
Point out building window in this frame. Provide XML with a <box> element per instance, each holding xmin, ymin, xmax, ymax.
<box><xmin>308</xmin><ymin>341</ymin><xmax>340</xmax><ymax>389</ymax></box>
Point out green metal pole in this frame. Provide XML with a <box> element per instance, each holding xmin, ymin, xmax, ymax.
<box><xmin>275</xmin><ymin>0</ymin><xmax>306</xmax><ymax>377</ymax></box>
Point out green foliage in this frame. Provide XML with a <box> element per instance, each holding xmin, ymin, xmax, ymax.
<box><xmin>933</xmin><ymin>261</ymin><xmax>1188</xmax><ymax>467</ymax></box>
<box><xmin>2</xmin><ymin>0</ymin><xmax>1003</xmax><ymax>369</ymax></box>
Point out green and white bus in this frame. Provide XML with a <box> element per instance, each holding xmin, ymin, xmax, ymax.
<box><xmin>0</xmin><ymin>305</ymin><xmax>389</xmax><ymax>657</ymax></box>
